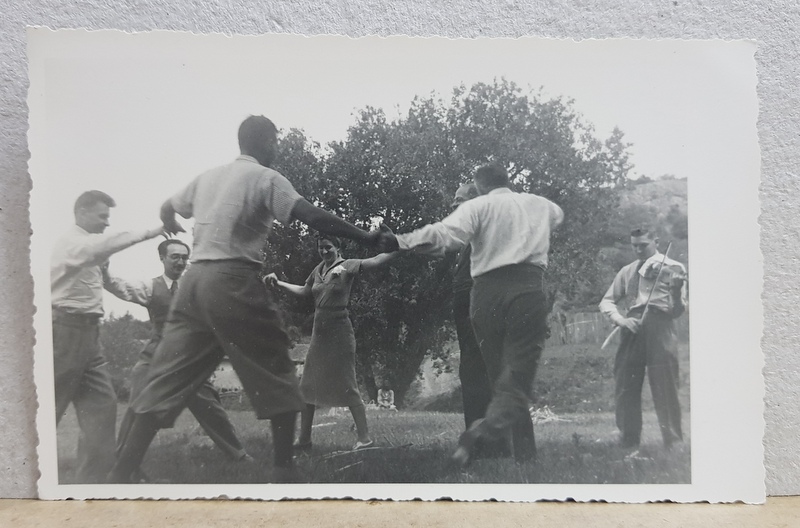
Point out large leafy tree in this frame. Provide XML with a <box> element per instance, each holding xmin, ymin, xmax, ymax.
<box><xmin>445</xmin><ymin>80</ymin><xmax>631</xmax><ymax>305</ymax></box>
<box><xmin>263</xmin><ymin>129</ymin><xmax>328</xmax><ymax>332</ymax></box>
<box><xmin>321</xmin><ymin>100</ymin><xmax>466</xmax><ymax>405</ymax></box>
<box><xmin>266</xmin><ymin>79</ymin><xmax>633</xmax><ymax>405</ymax></box>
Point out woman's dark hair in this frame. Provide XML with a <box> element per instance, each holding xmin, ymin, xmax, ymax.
<box><xmin>315</xmin><ymin>235</ymin><xmax>343</xmax><ymax>249</ymax></box>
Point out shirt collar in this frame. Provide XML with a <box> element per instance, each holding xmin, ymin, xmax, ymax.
<box><xmin>487</xmin><ymin>187</ymin><xmax>513</xmax><ymax>196</ymax></box>
<box><xmin>321</xmin><ymin>258</ymin><xmax>345</xmax><ymax>277</ymax></box>
<box><xmin>162</xmin><ymin>275</ymin><xmax>176</xmax><ymax>289</ymax></box>
<box><xmin>236</xmin><ymin>155</ymin><xmax>259</xmax><ymax>164</ymax></box>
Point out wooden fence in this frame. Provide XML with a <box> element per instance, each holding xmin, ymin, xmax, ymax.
<box><xmin>545</xmin><ymin>310</ymin><xmax>690</xmax><ymax>347</ymax></box>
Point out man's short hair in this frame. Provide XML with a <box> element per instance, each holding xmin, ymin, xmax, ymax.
<box><xmin>459</xmin><ymin>183</ymin><xmax>479</xmax><ymax>199</ymax></box>
<box><xmin>158</xmin><ymin>239</ymin><xmax>190</xmax><ymax>258</ymax></box>
<box><xmin>74</xmin><ymin>190</ymin><xmax>115</xmax><ymax>215</ymax></box>
<box><xmin>474</xmin><ymin>163</ymin><xmax>510</xmax><ymax>189</ymax></box>
<box><xmin>630</xmin><ymin>228</ymin><xmax>657</xmax><ymax>239</ymax></box>
<box><xmin>238</xmin><ymin>115</ymin><xmax>278</xmax><ymax>154</ymax></box>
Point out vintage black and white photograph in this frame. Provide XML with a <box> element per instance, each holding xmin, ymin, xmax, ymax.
<box><xmin>28</xmin><ymin>30</ymin><xmax>763</xmax><ymax>502</ymax></box>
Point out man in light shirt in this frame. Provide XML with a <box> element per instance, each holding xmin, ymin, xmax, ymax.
<box><xmin>378</xmin><ymin>163</ymin><xmax>564</xmax><ymax>466</ymax></box>
<box><xmin>108</xmin><ymin>115</ymin><xmax>385</xmax><ymax>483</ymax></box>
<box><xmin>104</xmin><ymin>239</ymin><xmax>250</xmax><ymax>481</ymax></box>
<box><xmin>599</xmin><ymin>228</ymin><xmax>687</xmax><ymax>450</ymax></box>
<box><xmin>51</xmin><ymin>190</ymin><xmax>164</xmax><ymax>483</ymax></box>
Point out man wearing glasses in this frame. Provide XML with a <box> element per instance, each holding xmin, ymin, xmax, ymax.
<box><xmin>105</xmin><ymin>239</ymin><xmax>250</xmax><ymax>481</ymax></box>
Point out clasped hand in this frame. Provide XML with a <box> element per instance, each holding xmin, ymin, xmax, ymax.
<box><xmin>163</xmin><ymin>219</ymin><xmax>186</xmax><ymax>237</ymax></box>
<box><xmin>371</xmin><ymin>223</ymin><xmax>399</xmax><ymax>253</ymax></box>
<box><xmin>263</xmin><ymin>272</ymin><xmax>279</xmax><ymax>288</ymax></box>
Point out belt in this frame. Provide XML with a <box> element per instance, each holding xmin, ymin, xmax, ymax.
<box><xmin>628</xmin><ymin>306</ymin><xmax>674</xmax><ymax>320</ymax></box>
<box><xmin>474</xmin><ymin>263</ymin><xmax>546</xmax><ymax>287</ymax></box>
<box><xmin>52</xmin><ymin>308</ymin><xmax>102</xmax><ymax>325</ymax></box>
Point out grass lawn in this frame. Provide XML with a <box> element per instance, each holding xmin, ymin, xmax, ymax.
<box><xmin>56</xmin><ymin>342</ymin><xmax>690</xmax><ymax>485</ymax></box>
<box><xmin>533</xmin><ymin>341</ymin><xmax>690</xmax><ymax>415</ymax></box>
<box><xmin>57</xmin><ymin>408</ymin><xmax>689</xmax><ymax>485</ymax></box>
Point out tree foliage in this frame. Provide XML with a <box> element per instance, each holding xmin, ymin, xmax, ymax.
<box><xmin>266</xmin><ymin>79</ymin><xmax>635</xmax><ymax>405</ymax></box>
<box><xmin>100</xmin><ymin>313</ymin><xmax>152</xmax><ymax>401</ymax></box>
<box><xmin>596</xmin><ymin>178</ymin><xmax>690</xmax><ymax>294</ymax></box>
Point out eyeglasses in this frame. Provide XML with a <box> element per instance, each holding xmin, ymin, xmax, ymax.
<box><xmin>167</xmin><ymin>254</ymin><xmax>190</xmax><ymax>262</ymax></box>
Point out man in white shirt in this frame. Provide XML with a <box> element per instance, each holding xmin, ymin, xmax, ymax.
<box><xmin>105</xmin><ymin>239</ymin><xmax>250</xmax><ymax>479</ymax></box>
<box><xmin>51</xmin><ymin>190</ymin><xmax>164</xmax><ymax>483</ymax></box>
<box><xmin>379</xmin><ymin>163</ymin><xmax>564</xmax><ymax>466</ymax></box>
<box><xmin>599</xmin><ymin>228</ymin><xmax>687</xmax><ymax>450</ymax></box>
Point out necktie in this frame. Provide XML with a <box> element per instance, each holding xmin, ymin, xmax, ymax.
<box><xmin>170</xmin><ymin>280</ymin><xmax>178</xmax><ymax>295</ymax></box>
<box><xmin>629</xmin><ymin>260</ymin><xmax>645</xmax><ymax>300</ymax></box>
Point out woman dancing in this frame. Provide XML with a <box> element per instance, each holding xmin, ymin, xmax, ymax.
<box><xmin>265</xmin><ymin>236</ymin><xmax>396</xmax><ymax>451</ymax></box>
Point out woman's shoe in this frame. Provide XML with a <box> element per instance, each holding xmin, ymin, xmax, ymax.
<box><xmin>352</xmin><ymin>440</ymin><xmax>374</xmax><ymax>451</ymax></box>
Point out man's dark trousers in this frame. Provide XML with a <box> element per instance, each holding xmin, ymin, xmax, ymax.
<box><xmin>453</xmin><ymin>288</ymin><xmax>493</xmax><ymax>429</ymax></box>
<box><xmin>614</xmin><ymin>308</ymin><xmax>683</xmax><ymax>447</ymax></box>
<box><xmin>53</xmin><ymin>312</ymin><xmax>117</xmax><ymax>483</ymax></box>
<box><xmin>468</xmin><ymin>264</ymin><xmax>547</xmax><ymax>461</ymax></box>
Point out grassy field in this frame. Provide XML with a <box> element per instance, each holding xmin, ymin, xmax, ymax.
<box><xmin>56</xmin><ymin>342</ymin><xmax>690</xmax><ymax>485</ymax></box>
<box><xmin>534</xmin><ymin>341</ymin><xmax>690</xmax><ymax>415</ymax></box>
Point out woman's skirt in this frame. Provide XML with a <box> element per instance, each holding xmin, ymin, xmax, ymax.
<box><xmin>300</xmin><ymin>307</ymin><xmax>363</xmax><ymax>407</ymax></box>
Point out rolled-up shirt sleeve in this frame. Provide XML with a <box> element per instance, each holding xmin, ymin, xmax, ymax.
<box><xmin>668</xmin><ymin>263</ymin><xmax>689</xmax><ymax>313</ymax></box>
<box><xmin>267</xmin><ymin>172</ymin><xmax>302</xmax><ymax>225</ymax></box>
<box><xmin>104</xmin><ymin>274</ymin><xmax>152</xmax><ymax>307</ymax></box>
<box><xmin>171</xmin><ymin>178</ymin><xmax>198</xmax><ymax>219</ymax></box>
<box><xmin>550</xmin><ymin>200</ymin><xmax>564</xmax><ymax>227</ymax></box>
<box><xmin>599</xmin><ymin>269</ymin><xmax>627</xmax><ymax>325</ymax></box>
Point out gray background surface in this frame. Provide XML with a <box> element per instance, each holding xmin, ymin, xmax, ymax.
<box><xmin>1</xmin><ymin>1</ymin><xmax>796</xmax><ymax>498</ymax></box>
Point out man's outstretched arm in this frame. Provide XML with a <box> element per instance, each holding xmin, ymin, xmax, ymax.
<box><xmin>102</xmin><ymin>263</ymin><xmax>151</xmax><ymax>307</ymax></box>
<box><xmin>290</xmin><ymin>198</ymin><xmax>377</xmax><ymax>247</ymax></box>
<box><xmin>63</xmin><ymin>227</ymin><xmax>164</xmax><ymax>269</ymax></box>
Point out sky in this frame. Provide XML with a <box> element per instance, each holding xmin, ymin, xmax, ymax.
<box><xmin>28</xmin><ymin>32</ymin><xmax>758</xmax><ymax>319</ymax></box>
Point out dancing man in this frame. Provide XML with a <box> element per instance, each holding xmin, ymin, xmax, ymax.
<box><xmin>51</xmin><ymin>190</ymin><xmax>163</xmax><ymax>482</ymax></box>
<box><xmin>105</xmin><ymin>239</ymin><xmax>251</xmax><ymax>481</ymax></box>
<box><xmin>108</xmin><ymin>115</ymin><xmax>387</xmax><ymax>483</ymax></box>
<box><xmin>378</xmin><ymin>163</ymin><xmax>563</xmax><ymax>466</ymax></box>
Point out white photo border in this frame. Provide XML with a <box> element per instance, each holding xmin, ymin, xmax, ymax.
<box><xmin>28</xmin><ymin>29</ymin><xmax>764</xmax><ymax>502</ymax></box>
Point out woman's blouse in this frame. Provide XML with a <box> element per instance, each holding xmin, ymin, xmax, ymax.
<box><xmin>305</xmin><ymin>258</ymin><xmax>362</xmax><ymax>309</ymax></box>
